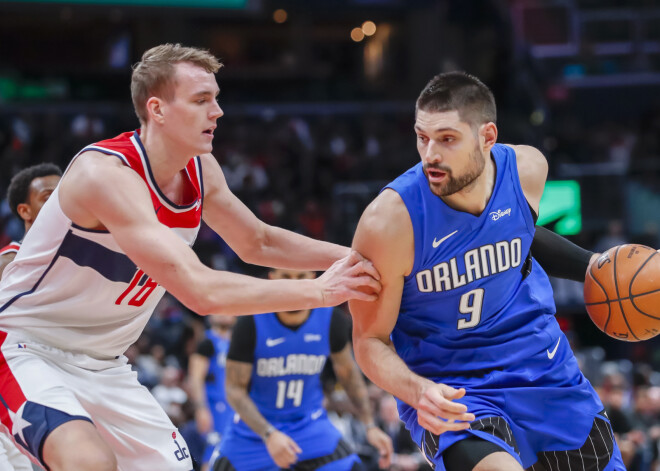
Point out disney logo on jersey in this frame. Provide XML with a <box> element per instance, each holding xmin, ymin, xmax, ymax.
<box><xmin>489</xmin><ymin>208</ymin><xmax>511</xmax><ymax>221</ymax></box>
<box><xmin>304</xmin><ymin>334</ymin><xmax>322</xmax><ymax>342</ymax></box>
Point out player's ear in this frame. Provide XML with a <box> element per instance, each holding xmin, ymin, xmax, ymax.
<box><xmin>480</xmin><ymin>122</ymin><xmax>498</xmax><ymax>150</ymax></box>
<box><xmin>146</xmin><ymin>97</ymin><xmax>166</xmax><ymax>124</ymax></box>
<box><xmin>16</xmin><ymin>203</ymin><xmax>33</xmax><ymax>223</ymax></box>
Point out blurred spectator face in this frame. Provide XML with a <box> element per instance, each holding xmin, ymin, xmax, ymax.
<box><xmin>602</xmin><ymin>372</ymin><xmax>628</xmax><ymax>410</ymax></box>
<box><xmin>415</xmin><ymin>110</ymin><xmax>488</xmax><ymax>198</ymax></box>
<box><xmin>379</xmin><ymin>395</ymin><xmax>400</xmax><ymax>425</ymax></box>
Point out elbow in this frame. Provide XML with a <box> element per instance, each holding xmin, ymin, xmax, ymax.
<box><xmin>236</xmin><ymin>223</ymin><xmax>269</xmax><ymax>265</ymax></box>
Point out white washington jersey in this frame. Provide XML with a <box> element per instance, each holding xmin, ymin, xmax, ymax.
<box><xmin>0</xmin><ymin>130</ymin><xmax>203</xmax><ymax>358</ymax></box>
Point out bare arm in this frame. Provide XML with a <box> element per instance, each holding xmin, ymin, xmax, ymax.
<box><xmin>0</xmin><ymin>253</ymin><xmax>16</xmax><ymax>279</ymax></box>
<box><xmin>350</xmin><ymin>190</ymin><xmax>474</xmax><ymax>435</ymax></box>
<box><xmin>200</xmin><ymin>154</ymin><xmax>348</xmax><ymax>270</ymax></box>
<box><xmin>331</xmin><ymin>343</ymin><xmax>394</xmax><ymax>468</ymax></box>
<box><xmin>330</xmin><ymin>344</ymin><xmax>373</xmax><ymax>425</ymax></box>
<box><xmin>187</xmin><ymin>353</ymin><xmax>212</xmax><ymax>434</ymax></box>
<box><xmin>58</xmin><ymin>152</ymin><xmax>379</xmax><ymax>316</ymax></box>
<box><xmin>224</xmin><ymin>359</ymin><xmax>269</xmax><ymax>437</ymax></box>
<box><xmin>513</xmin><ymin>145</ymin><xmax>599</xmax><ymax>268</ymax></box>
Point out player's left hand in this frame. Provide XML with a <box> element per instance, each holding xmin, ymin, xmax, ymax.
<box><xmin>365</xmin><ymin>425</ymin><xmax>393</xmax><ymax>469</ymax></box>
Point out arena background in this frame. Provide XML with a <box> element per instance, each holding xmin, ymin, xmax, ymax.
<box><xmin>0</xmin><ymin>0</ymin><xmax>659</xmax><ymax>469</ymax></box>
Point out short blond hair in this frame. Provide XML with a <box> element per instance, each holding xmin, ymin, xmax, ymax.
<box><xmin>131</xmin><ymin>43</ymin><xmax>223</xmax><ymax>124</ymax></box>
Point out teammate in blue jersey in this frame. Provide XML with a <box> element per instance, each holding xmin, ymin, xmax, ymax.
<box><xmin>188</xmin><ymin>314</ymin><xmax>236</xmax><ymax>470</ymax></box>
<box><xmin>350</xmin><ymin>72</ymin><xmax>626</xmax><ymax>471</ymax></box>
<box><xmin>211</xmin><ymin>268</ymin><xmax>393</xmax><ymax>471</ymax></box>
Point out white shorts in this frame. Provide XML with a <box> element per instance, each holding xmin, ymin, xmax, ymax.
<box><xmin>0</xmin><ymin>330</ymin><xmax>193</xmax><ymax>471</ymax></box>
<box><xmin>0</xmin><ymin>429</ymin><xmax>36</xmax><ymax>470</ymax></box>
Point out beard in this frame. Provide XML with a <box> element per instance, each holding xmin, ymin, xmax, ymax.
<box><xmin>424</xmin><ymin>145</ymin><xmax>486</xmax><ymax>197</ymax></box>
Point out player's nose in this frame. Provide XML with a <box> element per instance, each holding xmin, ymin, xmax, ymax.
<box><xmin>424</xmin><ymin>140</ymin><xmax>442</xmax><ymax>163</ymax></box>
<box><xmin>211</xmin><ymin>101</ymin><xmax>224</xmax><ymax>119</ymax></box>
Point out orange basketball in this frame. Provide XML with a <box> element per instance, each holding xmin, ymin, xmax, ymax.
<box><xmin>584</xmin><ymin>244</ymin><xmax>660</xmax><ymax>342</ymax></box>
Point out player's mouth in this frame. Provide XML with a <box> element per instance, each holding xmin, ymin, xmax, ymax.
<box><xmin>426</xmin><ymin>168</ymin><xmax>447</xmax><ymax>183</ymax></box>
<box><xmin>202</xmin><ymin>126</ymin><xmax>216</xmax><ymax>138</ymax></box>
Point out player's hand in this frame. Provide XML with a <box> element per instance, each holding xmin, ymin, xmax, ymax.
<box><xmin>316</xmin><ymin>251</ymin><xmax>382</xmax><ymax>306</ymax></box>
<box><xmin>265</xmin><ymin>430</ymin><xmax>302</xmax><ymax>468</ymax></box>
<box><xmin>416</xmin><ymin>382</ymin><xmax>475</xmax><ymax>435</ymax></box>
<box><xmin>365</xmin><ymin>425</ymin><xmax>394</xmax><ymax>469</ymax></box>
<box><xmin>195</xmin><ymin>406</ymin><xmax>213</xmax><ymax>435</ymax></box>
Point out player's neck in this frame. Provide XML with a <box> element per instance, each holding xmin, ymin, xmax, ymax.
<box><xmin>139</xmin><ymin>126</ymin><xmax>194</xmax><ymax>185</ymax></box>
<box><xmin>441</xmin><ymin>156</ymin><xmax>496</xmax><ymax>217</ymax></box>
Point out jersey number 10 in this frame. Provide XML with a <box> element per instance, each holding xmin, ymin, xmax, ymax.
<box><xmin>115</xmin><ymin>269</ymin><xmax>158</xmax><ymax>307</ymax></box>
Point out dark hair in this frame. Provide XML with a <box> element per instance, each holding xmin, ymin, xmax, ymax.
<box><xmin>416</xmin><ymin>71</ymin><xmax>496</xmax><ymax>128</ymax></box>
<box><xmin>7</xmin><ymin>163</ymin><xmax>62</xmax><ymax>217</ymax></box>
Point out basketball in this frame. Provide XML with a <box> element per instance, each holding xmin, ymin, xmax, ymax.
<box><xmin>584</xmin><ymin>244</ymin><xmax>660</xmax><ymax>342</ymax></box>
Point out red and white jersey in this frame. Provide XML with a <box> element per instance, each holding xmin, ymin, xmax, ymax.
<box><xmin>0</xmin><ymin>242</ymin><xmax>21</xmax><ymax>256</ymax></box>
<box><xmin>0</xmin><ymin>130</ymin><xmax>203</xmax><ymax>358</ymax></box>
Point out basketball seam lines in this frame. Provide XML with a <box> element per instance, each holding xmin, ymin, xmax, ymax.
<box><xmin>613</xmin><ymin>246</ymin><xmax>641</xmax><ymax>340</ymax></box>
<box><xmin>589</xmin><ymin>262</ymin><xmax>612</xmax><ymax>333</ymax></box>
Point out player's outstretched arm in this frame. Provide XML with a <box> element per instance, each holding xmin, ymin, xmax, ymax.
<box><xmin>331</xmin><ymin>343</ymin><xmax>393</xmax><ymax>468</ymax></box>
<box><xmin>225</xmin><ymin>359</ymin><xmax>301</xmax><ymax>468</ymax></box>
<box><xmin>199</xmin><ymin>154</ymin><xmax>348</xmax><ymax>271</ymax></box>
<box><xmin>350</xmin><ymin>190</ymin><xmax>475</xmax><ymax>436</ymax></box>
<box><xmin>512</xmin><ymin>145</ymin><xmax>599</xmax><ymax>281</ymax></box>
<box><xmin>59</xmin><ymin>152</ymin><xmax>380</xmax><ymax>316</ymax></box>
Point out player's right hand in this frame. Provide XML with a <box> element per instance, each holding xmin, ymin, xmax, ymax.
<box><xmin>316</xmin><ymin>250</ymin><xmax>382</xmax><ymax>306</ymax></box>
<box><xmin>416</xmin><ymin>382</ymin><xmax>475</xmax><ymax>435</ymax></box>
<box><xmin>265</xmin><ymin>430</ymin><xmax>302</xmax><ymax>468</ymax></box>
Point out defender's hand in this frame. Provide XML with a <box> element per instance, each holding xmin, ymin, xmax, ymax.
<box><xmin>316</xmin><ymin>251</ymin><xmax>382</xmax><ymax>306</ymax></box>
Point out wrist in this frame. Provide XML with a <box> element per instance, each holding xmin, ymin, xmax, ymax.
<box><xmin>261</xmin><ymin>424</ymin><xmax>275</xmax><ymax>442</ymax></box>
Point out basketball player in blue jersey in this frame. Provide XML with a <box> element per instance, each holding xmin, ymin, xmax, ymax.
<box><xmin>210</xmin><ymin>268</ymin><xmax>393</xmax><ymax>471</ymax></box>
<box><xmin>350</xmin><ymin>72</ymin><xmax>625</xmax><ymax>471</ymax></box>
<box><xmin>0</xmin><ymin>44</ymin><xmax>381</xmax><ymax>471</ymax></box>
<box><xmin>188</xmin><ymin>314</ymin><xmax>236</xmax><ymax>470</ymax></box>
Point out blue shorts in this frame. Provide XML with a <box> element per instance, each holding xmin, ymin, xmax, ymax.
<box><xmin>212</xmin><ymin>416</ymin><xmax>359</xmax><ymax>471</ymax></box>
<box><xmin>400</xmin><ymin>353</ymin><xmax>625</xmax><ymax>470</ymax></box>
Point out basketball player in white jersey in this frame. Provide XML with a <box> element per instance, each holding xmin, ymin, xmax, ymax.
<box><xmin>0</xmin><ymin>44</ymin><xmax>380</xmax><ymax>471</ymax></box>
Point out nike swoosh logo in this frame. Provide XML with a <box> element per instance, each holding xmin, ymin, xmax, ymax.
<box><xmin>310</xmin><ymin>409</ymin><xmax>323</xmax><ymax>420</ymax></box>
<box><xmin>547</xmin><ymin>338</ymin><xmax>561</xmax><ymax>359</ymax></box>
<box><xmin>432</xmin><ymin>230</ymin><xmax>458</xmax><ymax>248</ymax></box>
<box><xmin>266</xmin><ymin>337</ymin><xmax>285</xmax><ymax>347</ymax></box>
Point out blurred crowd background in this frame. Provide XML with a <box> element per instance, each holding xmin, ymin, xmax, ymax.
<box><xmin>1</xmin><ymin>0</ymin><xmax>660</xmax><ymax>469</ymax></box>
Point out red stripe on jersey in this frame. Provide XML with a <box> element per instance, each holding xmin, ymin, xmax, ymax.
<box><xmin>0</xmin><ymin>331</ymin><xmax>28</xmax><ymax>431</ymax></box>
<box><xmin>0</xmin><ymin>244</ymin><xmax>21</xmax><ymax>256</ymax></box>
<box><xmin>90</xmin><ymin>131</ymin><xmax>203</xmax><ymax>230</ymax></box>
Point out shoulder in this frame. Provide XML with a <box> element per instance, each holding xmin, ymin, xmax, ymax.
<box><xmin>354</xmin><ymin>189</ymin><xmax>414</xmax><ymax>275</ymax></box>
<box><xmin>509</xmin><ymin>145</ymin><xmax>548</xmax><ymax>182</ymax></box>
<box><xmin>507</xmin><ymin>144</ymin><xmax>548</xmax><ymax>208</ymax></box>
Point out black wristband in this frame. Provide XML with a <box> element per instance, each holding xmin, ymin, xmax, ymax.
<box><xmin>532</xmin><ymin>226</ymin><xmax>594</xmax><ymax>282</ymax></box>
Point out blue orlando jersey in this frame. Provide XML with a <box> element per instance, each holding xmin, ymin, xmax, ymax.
<box><xmin>233</xmin><ymin>307</ymin><xmax>332</xmax><ymax>438</ymax></box>
<box><xmin>385</xmin><ymin>144</ymin><xmax>568</xmax><ymax>380</ymax></box>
